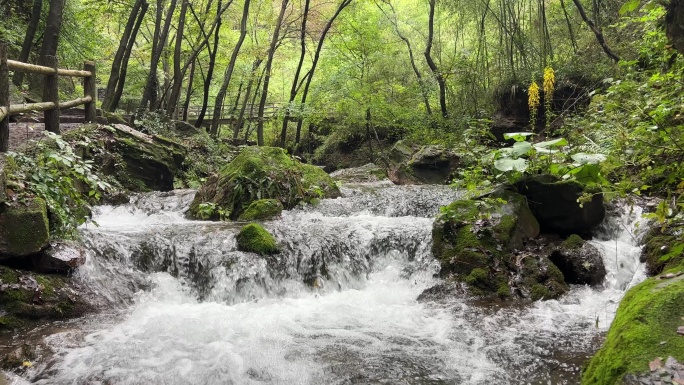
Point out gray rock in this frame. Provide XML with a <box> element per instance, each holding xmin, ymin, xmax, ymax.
<box><xmin>330</xmin><ymin>163</ymin><xmax>387</xmax><ymax>183</ymax></box>
<box><xmin>387</xmin><ymin>141</ymin><xmax>460</xmax><ymax>185</ymax></box>
<box><xmin>31</xmin><ymin>243</ymin><xmax>86</xmax><ymax>273</ymax></box>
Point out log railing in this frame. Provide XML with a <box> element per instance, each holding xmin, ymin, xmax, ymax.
<box><xmin>0</xmin><ymin>43</ymin><xmax>97</xmax><ymax>152</ymax></box>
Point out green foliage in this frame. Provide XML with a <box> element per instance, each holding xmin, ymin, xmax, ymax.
<box><xmin>195</xmin><ymin>203</ymin><xmax>229</xmax><ymax>221</ymax></box>
<box><xmin>7</xmin><ymin>132</ymin><xmax>111</xmax><ymax>238</ymax></box>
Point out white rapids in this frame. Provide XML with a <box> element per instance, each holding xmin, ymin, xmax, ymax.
<box><xmin>9</xmin><ymin>182</ymin><xmax>647</xmax><ymax>385</ymax></box>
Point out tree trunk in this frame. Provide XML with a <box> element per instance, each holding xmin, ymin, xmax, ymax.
<box><xmin>376</xmin><ymin>0</ymin><xmax>432</xmax><ymax>115</ymax></box>
<box><xmin>571</xmin><ymin>0</ymin><xmax>619</xmax><ymax>62</ymax></box>
<box><xmin>107</xmin><ymin>0</ymin><xmax>148</xmax><ymax>112</ymax></box>
<box><xmin>139</xmin><ymin>0</ymin><xmax>179</xmax><ymax>114</ymax></box>
<box><xmin>195</xmin><ymin>0</ymin><xmax>229</xmax><ymax>129</ymax></box>
<box><xmin>182</xmin><ymin>61</ymin><xmax>196</xmax><ymax>121</ymax></box>
<box><xmin>102</xmin><ymin>0</ymin><xmax>145</xmax><ymax>111</ymax></box>
<box><xmin>12</xmin><ymin>0</ymin><xmax>42</xmax><ymax>86</ymax></box>
<box><xmin>244</xmin><ymin>65</ymin><xmax>266</xmax><ymax>142</ymax></box>
<box><xmin>209</xmin><ymin>0</ymin><xmax>250</xmax><ymax>136</ymax></box>
<box><xmin>293</xmin><ymin>0</ymin><xmax>354</xmax><ymax>146</ymax></box>
<box><xmin>425</xmin><ymin>0</ymin><xmax>448</xmax><ymax>118</ymax></box>
<box><xmin>279</xmin><ymin>0</ymin><xmax>310</xmax><ymax>148</ymax></box>
<box><xmin>234</xmin><ymin>58</ymin><xmax>263</xmax><ymax>139</ymax></box>
<box><xmin>166</xmin><ymin>0</ymin><xmax>189</xmax><ymax>117</ymax></box>
<box><xmin>256</xmin><ymin>0</ymin><xmax>290</xmax><ymax>146</ymax></box>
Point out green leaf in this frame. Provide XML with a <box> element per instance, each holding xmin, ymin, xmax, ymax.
<box><xmin>571</xmin><ymin>153</ymin><xmax>607</xmax><ymax>165</ymax></box>
<box><xmin>494</xmin><ymin>158</ymin><xmax>528</xmax><ymax>172</ymax></box>
<box><xmin>503</xmin><ymin>132</ymin><xmax>534</xmax><ymax>142</ymax></box>
<box><xmin>534</xmin><ymin>138</ymin><xmax>568</xmax><ymax>148</ymax></box>
<box><xmin>619</xmin><ymin>0</ymin><xmax>640</xmax><ymax>15</ymax></box>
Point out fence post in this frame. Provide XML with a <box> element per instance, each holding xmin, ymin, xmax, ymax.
<box><xmin>83</xmin><ymin>61</ymin><xmax>96</xmax><ymax>123</ymax></box>
<box><xmin>0</xmin><ymin>43</ymin><xmax>9</xmax><ymax>152</ymax></box>
<box><xmin>43</xmin><ymin>55</ymin><xmax>60</xmax><ymax>134</ymax></box>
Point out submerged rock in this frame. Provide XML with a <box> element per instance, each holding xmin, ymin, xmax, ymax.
<box><xmin>550</xmin><ymin>234</ymin><xmax>606</xmax><ymax>286</ymax></box>
<box><xmin>388</xmin><ymin>141</ymin><xmax>460</xmax><ymax>185</ymax></box>
<box><xmin>515</xmin><ymin>174</ymin><xmax>605</xmax><ymax>235</ymax></box>
<box><xmin>432</xmin><ymin>189</ymin><xmax>567</xmax><ymax>300</ymax></box>
<box><xmin>236</xmin><ymin>223</ymin><xmax>279</xmax><ymax>255</ymax></box>
<box><xmin>189</xmin><ymin>146</ymin><xmax>340</xmax><ymax>220</ymax></box>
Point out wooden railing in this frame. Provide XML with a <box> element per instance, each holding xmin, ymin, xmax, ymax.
<box><xmin>0</xmin><ymin>43</ymin><xmax>96</xmax><ymax>152</ymax></box>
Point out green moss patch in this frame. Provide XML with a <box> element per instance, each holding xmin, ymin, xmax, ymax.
<box><xmin>562</xmin><ymin>234</ymin><xmax>584</xmax><ymax>250</ymax></box>
<box><xmin>582</xmin><ymin>276</ymin><xmax>684</xmax><ymax>384</ymax></box>
<box><xmin>1</xmin><ymin>198</ymin><xmax>49</xmax><ymax>256</ymax></box>
<box><xmin>238</xmin><ymin>199</ymin><xmax>284</xmax><ymax>221</ymax></box>
<box><xmin>236</xmin><ymin>223</ymin><xmax>279</xmax><ymax>256</ymax></box>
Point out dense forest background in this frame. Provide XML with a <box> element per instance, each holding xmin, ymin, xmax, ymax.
<box><xmin>0</xmin><ymin>0</ymin><xmax>682</xmax><ymax>201</ymax></box>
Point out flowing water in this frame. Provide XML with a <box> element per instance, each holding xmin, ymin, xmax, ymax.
<box><xmin>8</xmin><ymin>182</ymin><xmax>647</xmax><ymax>385</ymax></box>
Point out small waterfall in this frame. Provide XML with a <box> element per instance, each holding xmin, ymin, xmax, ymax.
<box><xmin>11</xmin><ymin>184</ymin><xmax>648</xmax><ymax>385</ymax></box>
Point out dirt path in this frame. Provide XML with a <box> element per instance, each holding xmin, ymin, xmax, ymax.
<box><xmin>8</xmin><ymin>122</ymin><xmax>84</xmax><ymax>151</ymax></box>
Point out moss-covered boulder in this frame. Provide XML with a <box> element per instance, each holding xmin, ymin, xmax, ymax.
<box><xmin>63</xmin><ymin>124</ymin><xmax>187</xmax><ymax>192</ymax></box>
<box><xmin>0</xmin><ymin>198</ymin><xmax>49</xmax><ymax>258</ymax></box>
<box><xmin>515</xmin><ymin>174</ymin><xmax>605</xmax><ymax>235</ymax></box>
<box><xmin>0</xmin><ymin>266</ymin><xmax>90</xmax><ymax>330</ymax></box>
<box><xmin>189</xmin><ymin>146</ymin><xmax>340</xmax><ymax>220</ymax></box>
<box><xmin>641</xmin><ymin>226</ymin><xmax>684</xmax><ymax>276</ymax></box>
<box><xmin>330</xmin><ymin>163</ymin><xmax>388</xmax><ymax>183</ymax></box>
<box><xmin>582</xmin><ymin>275</ymin><xmax>684</xmax><ymax>384</ymax></box>
<box><xmin>550</xmin><ymin>234</ymin><xmax>607</xmax><ymax>286</ymax></box>
<box><xmin>432</xmin><ymin>189</ymin><xmax>567</xmax><ymax>299</ymax></box>
<box><xmin>238</xmin><ymin>199</ymin><xmax>284</xmax><ymax>221</ymax></box>
<box><xmin>236</xmin><ymin>223</ymin><xmax>279</xmax><ymax>255</ymax></box>
<box><xmin>387</xmin><ymin>141</ymin><xmax>460</xmax><ymax>185</ymax></box>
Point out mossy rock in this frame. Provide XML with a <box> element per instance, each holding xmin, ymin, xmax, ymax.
<box><xmin>236</xmin><ymin>223</ymin><xmax>279</xmax><ymax>255</ymax></box>
<box><xmin>101</xmin><ymin>110</ymin><xmax>128</xmax><ymax>125</ymax></box>
<box><xmin>0</xmin><ymin>266</ymin><xmax>89</xmax><ymax>329</ymax></box>
<box><xmin>238</xmin><ymin>199</ymin><xmax>284</xmax><ymax>221</ymax></box>
<box><xmin>189</xmin><ymin>146</ymin><xmax>340</xmax><ymax>220</ymax></box>
<box><xmin>641</xmin><ymin>227</ymin><xmax>684</xmax><ymax>275</ymax></box>
<box><xmin>581</xmin><ymin>275</ymin><xmax>684</xmax><ymax>384</ymax></box>
<box><xmin>515</xmin><ymin>174</ymin><xmax>605</xmax><ymax>235</ymax></box>
<box><xmin>562</xmin><ymin>234</ymin><xmax>584</xmax><ymax>249</ymax></box>
<box><xmin>63</xmin><ymin>124</ymin><xmax>187</xmax><ymax>192</ymax></box>
<box><xmin>0</xmin><ymin>198</ymin><xmax>49</xmax><ymax>257</ymax></box>
<box><xmin>387</xmin><ymin>141</ymin><xmax>460</xmax><ymax>185</ymax></box>
<box><xmin>431</xmin><ymin>189</ymin><xmax>564</xmax><ymax>300</ymax></box>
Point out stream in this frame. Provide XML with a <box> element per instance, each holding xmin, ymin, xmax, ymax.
<box><xmin>8</xmin><ymin>181</ymin><xmax>646</xmax><ymax>384</ymax></box>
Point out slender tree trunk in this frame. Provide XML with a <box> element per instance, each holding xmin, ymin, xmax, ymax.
<box><xmin>279</xmin><ymin>0</ymin><xmax>310</xmax><ymax>148</ymax></box>
<box><xmin>195</xmin><ymin>0</ymin><xmax>230</xmax><ymax>128</ymax></box>
<box><xmin>102</xmin><ymin>0</ymin><xmax>145</xmax><ymax>111</ymax></box>
<box><xmin>12</xmin><ymin>0</ymin><xmax>42</xmax><ymax>86</ymax></box>
<box><xmin>107</xmin><ymin>1</ymin><xmax>148</xmax><ymax>112</ymax></box>
<box><xmin>234</xmin><ymin>58</ymin><xmax>263</xmax><ymax>139</ymax></box>
<box><xmin>210</xmin><ymin>0</ymin><xmax>250</xmax><ymax>136</ymax></box>
<box><xmin>166</xmin><ymin>0</ymin><xmax>189</xmax><ymax>117</ymax></box>
<box><xmin>559</xmin><ymin>0</ymin><xmax>578</xmax><ymax>54</ymax></box>
<box><xmin>425</xmin><ymin>0</ymin><xmax>448</xmax><ymax>118</ymax></box>
<box><xmin>244</xmin><ymin>65</ymin><xmax>266</xmax><ymax>142</ymax></box>
<box><xmin>181</xmin><ymin>61</ymin><xmax>196</xmax><ymax>121</ymax></box>
<box><xmin>32</xmin><ymin>0</ymin><xmax>65</xmax><ymax>95</ymax></box>
<box><xmin>376</xmin><ymin>0</ymin><xmax>432</xmax><ymax>116</ymax></box>
<box><xmin>294</xmin><ymin>0</ymin><xmax>354</xmax><ymax>146</ymax></box>
<box><xmin>570</xmin><ymin>0</ymin><xmax>619</xmax><ymax>62</ymax></box>
<box><xmin>256</xmin><ymin>0</ymin><xmax>290</xmax><ymax>146</ymax></box>
<box><xmin>139</xmin><ymin>0</ymin><xmax>179</xmax><ymax>114</ymax></box>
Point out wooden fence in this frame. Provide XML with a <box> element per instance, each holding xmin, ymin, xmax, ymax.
<box><xmin>0</xmin><ymin>43</ymin><xmax>97</xmax><ymax>152</ymax></box>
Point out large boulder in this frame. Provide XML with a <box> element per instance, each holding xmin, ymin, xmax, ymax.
<box><xmin>330</xmin><ymin>163</ymin><xmax>388</xmax><ymax>183</ymax></box>
<box><xmin>432</xmin><ymin>189</ymin><xmax>567</xmax><ymax>300</ymax></box>
<box><xmin>189</xmin><ymin>146</ymin><xmax>340</xmax><ymax>220</ymax></box>
<box><xmin>0</xmin><ymin>198</ymin><xmax>49</xmax><ymax>259</ymax></box>
<box><xmin>65</xmin><ymin>124</ymin><xmax>187</xmax><ymax>192</ymax></box>
<box><xmin>388</xmin><ymin>141</ymin><xmax>460</xmax><ymax>185</ymax></box>
<box><xmin>515</xmin><ymin>174</ymin><xmax>605</xmax><ymax>235</ymax></box>
<box><xmin>549</xmin><ymin>234</ymin><xmax>606</xmax><ymax>286</ymax></box>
